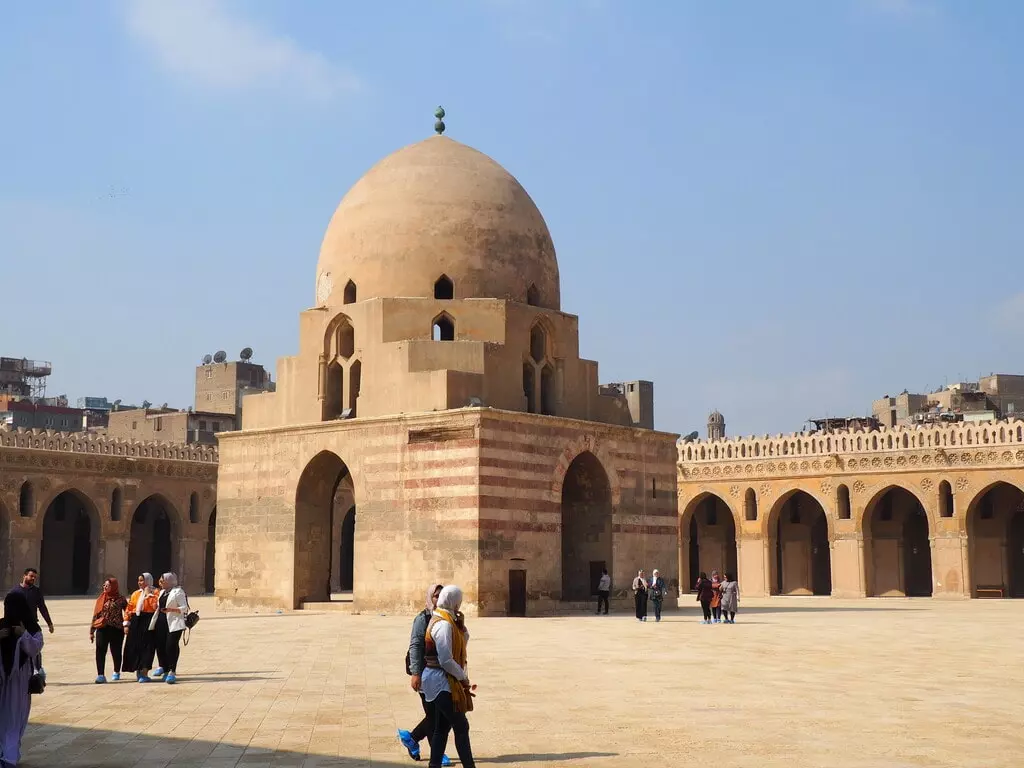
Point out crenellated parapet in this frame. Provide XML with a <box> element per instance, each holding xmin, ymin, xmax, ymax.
<box><xmin>0</xmin><ymin>425</ymin><xmax>218</xmax><ymax>464</ymax></box>
<box><xmin>678</xmin><ymin>419</ymin><xmax>1024</xmax><ymax>481</ymax></box>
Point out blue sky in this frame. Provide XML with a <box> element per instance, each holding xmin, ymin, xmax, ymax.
<box><xmin>1</xmin><ymin>0</ymin><xmax>1022</xmax><ymax>438</ymax></box>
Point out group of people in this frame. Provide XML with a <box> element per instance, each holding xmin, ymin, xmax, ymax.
<box><xmin>91</xmin><ymin>572</ymin><xmax>191</xmax><ymax>684</ymax></box>
<box><xmin>694</xmin><ymin>570</ymin><xmax>739</xmax><ymax>624</ymax></box>
<box><xmin>630</xmin><ymin>569</ymin><xmax>668</xmax><ymax>621</ymax></box>
<box><xmin>0</xmin><ymin>567</ymin><xmax>191</xmax><ymax>768</ymax></box>
<box><xmin>397</xmin><ymin>583</ymin><xmax>476</xmax><ymax>768</ymax></box>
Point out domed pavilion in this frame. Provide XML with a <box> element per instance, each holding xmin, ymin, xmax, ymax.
<box><xmin>215</xmin><ymin>122</ymin><xmax>679</xmax><ymax>616</ymax></box>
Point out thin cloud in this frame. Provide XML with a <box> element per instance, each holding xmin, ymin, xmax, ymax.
<box><xmin>124</xmin><ymin>0</ymin><xmax>358</xmax><ymax>103</ymax></box>
<box><xmin>990</xmin><ymin>292</ymin><xmax>1024</xmax><ymax>334</ymax></box>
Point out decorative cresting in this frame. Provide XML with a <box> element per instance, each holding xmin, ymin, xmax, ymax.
<box><xmin>0</xmin><ymin>425</ymin><xmax>218</xmax><ymax>464</ymax></box>
<box><xmin>678</xmin><ymin>420</ymin><xmax>1024</xmax><ymax>480</ymax></box>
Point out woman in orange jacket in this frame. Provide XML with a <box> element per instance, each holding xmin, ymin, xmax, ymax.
<box><xmin>121</xmin><ymin>573</ymin><xmax>159</xmax><ymax>682</ymax></box>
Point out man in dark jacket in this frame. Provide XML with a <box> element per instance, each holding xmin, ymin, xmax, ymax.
<box><xmin>10</xmin><ymin>567</ymin><xmax>54</xmax><ymax>674</ymax></box>
<box><xmin>398</xmin><ymin>583</ymin><xmax>451</xmax><ymax>765</ymax></box>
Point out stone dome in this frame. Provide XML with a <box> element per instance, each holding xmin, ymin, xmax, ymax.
<box><xmin>315</xmin><ymin>135</ymin><xmax>560</xmax><ymax>310</ymax></box>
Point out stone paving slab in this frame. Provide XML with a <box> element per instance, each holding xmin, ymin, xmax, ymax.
<box><xmin>15</xmin><ymin>596</ymin><xmax>1024</xmax><ymax>767</ymax></box>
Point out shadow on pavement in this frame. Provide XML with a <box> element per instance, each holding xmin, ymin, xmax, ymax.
<box><xmin>21</xmin><ymin>724</ymin><xmax>616</xmax><ymax>767</ymax></box>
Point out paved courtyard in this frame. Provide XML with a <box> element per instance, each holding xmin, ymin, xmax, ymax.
<box><xmin>17</xmin><ymin>595</ymin><xmax>1024</xmax><ymax>767</ymax></box>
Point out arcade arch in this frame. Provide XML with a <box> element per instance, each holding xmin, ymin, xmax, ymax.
<box><xmin>966</xmin><ymin>481</ymin><xmax>1024</xmax><ymax>598</ymax></box>
<box><xmin>40</xmin><ymin>489</ymin><xmax>100</xmax><ymax>594</ymax></box>
<box><xmin>295</xmin><ymin>451</ymin><xmax>354</xmax><ymax>606</ymax></box>
<box><xmin>767</xmin><ymin>490</ymin><xmax>831</xmax><ymax>596</ymax></box>
<box><xmin>863</xmin><ymin>486</ymin><xmax>932</xmax><ymax>597</ymax></box>
<box><xmin>204</xmin><ymin>507</ymin><xmax>217</xmax><ymax>594</ymax></box>
<box><xmin>560</xmin><ymin>451</ymin><xmax>612</xmax><ymax>601</ymax></box>
<box><xmin>681</xmin><ymin>493</ymin><xmax>737</xmax><ymax>590</ymax></box>
<box><xmin>128</xmin><ymin>495</ymin><xmax>179</xmax><ymax>585</ymax></box>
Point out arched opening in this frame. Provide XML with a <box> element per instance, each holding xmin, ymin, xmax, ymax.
<box><xmin>189</xmin><ymin>492</ymin><xmax>200</xmax><ymax>524</ymax></box>
<box><xmin>864</xmin><ymin>487</ymin><xmax>932</xmax><ymax>597</ymax></box>
<box><xmin>433</xmin><ymin>274</ymin><xmax>454</xmax><ymax>300</ymax></box>
<box><xmin>19</xmin><ymin>482</ymin><xmax>33</xmax><ymax>518</ymax></box>
<box><xmin>744</xmin><ymin>488</ymin><xmax>757</xmax><ymax>521</ymax></box>
<box><xmin>522</xmin><ymin>363</ymin><xmax>536</xmax><ymax>413</ymax></box>
<box><xmin>338</xmin><ymin>325</ymin><xmax>354</xmax><ymax>359</ymax></box>
<box><xmin>339</xmin><ymin>506</ymin><xmax>356</xmax><ymax>591</ymax></box>
<box><xmin>939</xmin><ymin>481</ymin><xmax>953</xmax><ymax>518</ymax></box>
<box><xmin>111</xmin><ymin>487</ymin><xmax>122</xmax><ymax>522</ymax></box>
<box><xmin>837</xmin><ymin>484</ymin><xmax>851</xmax><ymax>520</ymax></box>
<box><xmin>204</xmin><ymin>507</ymin><xmax>217</xmax><ymax>594</ymax></box>
<box><xmin>348</xmin><ymin>360</ymin><xmax>361</xmax><ymax>416</ymax></box>
<box><xmin>295</xmin><ymin>451</ymin><xmax>352</xmax><ymax>606</ymax></box>
<box><xmin>526</xmin><ymin>283</ymin><xmax>540</xmax><ymax>306</ymax></box>
<box><xmin>128</xmin><ymin>496</ymin><xmax>178</xmax><ymax>587</ymax></box>
<box><xmin>560</xmin><ymin>452</ymin><xmax>612</xmax><ymax>601</ymax></box>
<box><xmin>684</xmin><ymin>494</ymin><xmax>738</xmax><ymax>591</ymax></box>
<box><xmin>432</xmin><ymin>313</ymin><xmax>455</xmax><ymax>341</ymax></box>
<box><xmin>768</xmin><ymin>491</ymin><xmax>831</xmax><ymax>596</ymax></box>
<box><xmin>530</xmin><ymin>324</ymin><xmax>547</xmax><ymax>364</ymax></box>
<box><xmin>324</xmin><ymin>361</ymin><xmax>344</xmax><ymax>420</ymax></box>
<box><xmin>41</xmin><ymin>490</ymin><xmax>97</xmax><ymax>594</ymax></box>
<box><xmin>966</xmin><ymin>482</ymin><xmax>1024</xmax><ymax>597</ymax></box>
<box><xmin>540</xmin><ymin>364</ymin><xmax>555</xmax><ymax>416</ymax></box>
<box><xmin>343</xmin><ymin>280</ymin><xmax>357</xmax><ymax>304</ymax></box>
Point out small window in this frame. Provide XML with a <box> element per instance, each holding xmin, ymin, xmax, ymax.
<box><xmin>19</xmin><ymin>482</ymin><xmax>33</xmax><ymax>518</ymax></box>
<box><xmin>339</xmin><ymin>324</ymin><xmax>354</xmax><ymax>359</ymax></box>
<box><xmin>206</xmin><ymin>369</ymin><xmax>213</xmax><ymax>379</ymax></box>
<box><xmin>939</xmin><ymin>481</ymin><xmax>953</xmax><ymax>518</ymax></box>
<box><xmin>434</xmin><ymin>274</ymin><xmax>454</xmax><ymax>300</ymax></box>
<box><xmin>744</xmin><ymin>488</ymin><xmax>758</xmax><ymax>521</ymax></box>
<box><xmin>432</xmin><ymin>314</ymin><xmax>455</xmax><ymax>341</ymax></box>
<box><xmin>837</xmin><ymin>484</ymin><xmax>851</xmax><ymax>520</ymax></box>
<box><xmin>189</xmin><ymin>492</ymin><xmax>200</xmax><ymax>524</ymax></box>
<box><xmin>154</xmin><ymin>417</ymin><xmax>162</xmax><ymax>431</ymax></box>
<box><xmin>206</xmin><ymin>394</ymin><xmax>213</xmax><ymax>401</ymax></box>
<box><xmin>111</xmin><ymin>487</ymin><xmax>122</xmax><ymax>522</ymax></box>
<box><xmin>132</xmin><ymin>421</ymin><xmax>138</xmax><ymax>429</ymax></box>
<box><xmin>211</xmin><ymin>421</ymin><xmax>219</xmax><ymax>432</ymax></box>
<box><xmin>343</xmin><ymin>280</ymin><xmax>357</xmax><ymax>304</ymax></box>
<box><xmin>199</xmin><ymin>420</ymin><xmax>207</xmax><ymax>431</ymax></box>
<box><xmin>530</xmin><ymin>323</ymin><xmax>547</xmax><ymax>364</ymax></box>
<box><xmin>651</xmin><ymin>478</ymin><xmax>657</xmax><ymax>499</ymax></box>
<box><xmin>526</xmin><ymin>283</ymin><xmax>540</xmax><ymax>306</ymax></box>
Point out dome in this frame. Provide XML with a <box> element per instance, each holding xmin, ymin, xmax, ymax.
<box><xmin>708</xmin><ymin>410</ymin><xmax>725</xmax><ymax>424</ymax></box>
<box><xmin>315</xmin><ymin>135</ymin><xmax>560</xmax><ymax>310</ymax></box>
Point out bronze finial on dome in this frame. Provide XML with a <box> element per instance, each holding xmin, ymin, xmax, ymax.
<box><xmin>434</xmin><ymin>106</ymin><xmax>446</xmax><ymax>135</ymax></box>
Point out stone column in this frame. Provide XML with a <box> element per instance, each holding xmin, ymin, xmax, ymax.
<box><xmin>737</xmin><ymin>534</ymin><xmax>767</xmax><ymax>597</ymax></box>
<box><xmin>931</xmin><ymin>533</ymin><xmax>969</xmax><ymax>599</ymax></box>
<box><xmin>101</xmin><ymin>536</ymin><xmax>129</xmax><ymax>587</ymax></box>
<box><xmin>830</xmin><ymin>534</ymin><xmax>866</xmax><ymax>598</ymax></box>
<box><xmin>178</xmin><ymin>537</ymin><xmax>207</xmax><ymax>594</ymax></box>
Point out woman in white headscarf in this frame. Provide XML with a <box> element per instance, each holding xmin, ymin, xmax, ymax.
<box><xmin>122</xmin><ymin>573</ymin><xmax>158</xmax><ymax>682</ymax></box>
<box><xmin>421</xmin><ymin>585</ymin><xmax>476</xmax><ymax>768</ymax></box>
<box><xmin>398</xmin><ymin>583</ymin><xmax>451</xmax><ymax>765</ymax></box>
<box><xmin>148</xmin><ymin>572</ymin><xmax>189</xmax><ymax>684</ymax></box>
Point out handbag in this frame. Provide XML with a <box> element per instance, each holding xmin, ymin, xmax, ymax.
<box><xmin>29</xmin><ymin>659</ymin><xmax>45</xmax><ymax>695</ymax></box>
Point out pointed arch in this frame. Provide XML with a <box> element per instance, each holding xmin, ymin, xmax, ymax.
<box><xmin>765</xmin><ymin>489</ymin><xmax>832</xmax><ymax>596</ymax></box>
<box><xmin>433</xmin><ymin>274</ymin><xmax>454</xmax><ymax>300</ymax></box>
<box><xmin>432</xmin><ymin>312</ymin><xmax>455</xmax><ymax>341</ymax></box>
<box><xmin>343</xmin><ymin>280</ymin><xmax>357</xmax><ymax>304</ymax></box>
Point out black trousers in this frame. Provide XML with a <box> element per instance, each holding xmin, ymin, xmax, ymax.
<box><xmin>634</xmin><ymin>592</ymin><xmax>647</xmax><ymax>619</ymax></box>
<box><xmin>652</xmin><ymin>598</ymin><xmax>663</xmax><ymax>621</ymax></box>
<box><xmin>411</xmin><ymin>692</ymin><xmax>436</xmax><ymax>743</ymax></box>
<box><xmin>430</xmin><ymin>691</ymin><xmax>475</xmax><ymax>768</ymax></box>
<box><xmin>154</xmin><ymin>623</ymin><xmax>184</xmax><ymax>673</ymax></box>
<box><xmin>712</xmin><ymin>606</ymin><xmax>722</xmax><ymax>621</ymax></box>
<box><xmin>95</xmin><ymin>626</ymin><xmax>123</xmax><ymax>675</ymax></box>
<box><xmin>596</xmin><ymin>591</ymin><xmax>609</xmax><ymax>614</ymax></box>
<box><xmin>700</xmin><ymin>600</ymin><xmax>712</xmax><ymax>621</ymax></box>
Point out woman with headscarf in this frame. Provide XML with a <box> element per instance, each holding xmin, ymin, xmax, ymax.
<box><xmin>632</xmin><ymin>569</ymin><xmax>649</xmax><ymax>622</ymax></box>
<box><xmin>121</xmin><ymin>573</ymin><xmax>158</xmax><ymax>682</ymax></box>
<box><xmin>90</xmin><ymin>576</ymin><xmax>127</xmax><ymax>683</ymax></box>
<box><xmin>148</xmin><ymin>572</ymin><xmax>189</xmax><ymax>684</ymax></box>
<box><xmin>710</xmin><ymin>569</ymin><xmax>723</xmax><ymax>624</ymax></box>
<box><xmin>398</xmin><ymin>583</ymin><xmax>451</xmax><ymax>766</ymax></box>
<box><xmin>0</xmin><ymin>591</ymin><xmax>44</xmax><ymax>766</ymax></box>
<box><xmin>422</xmin><ymin>586</ymin><xmax>476</xmax><ymax>768</ymax></box>
<box><xmin>720</xmin><ymin>572</ymin><xmax>739</xmax><ymax>624</ymax></box>
<box><xmin>694</xmin><ymin>571</ymin><xmax>714</xmax><ymax>624</ymax></box>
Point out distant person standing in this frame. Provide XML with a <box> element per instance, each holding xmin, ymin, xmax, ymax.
<box><xmin>10</xmin><ymin>568</ymin><xmax>53</xmax><ymax>676</ymax></box>
<box><xmin>596</xmin><ymin>569</ymin><xmax>611</xmax><ymax>615</ymax></box>
<box><xmin>694</xmin><ymin>572</ymin><xmax>714</xmax><ymax>624</ymax></box>
<box><xmin>720</xmin><ymin>573</ymin><xmax>739</xmax><ymax>624</ymax></box>
<box><xmin>648</xmin><ymin>569</ymin><xmax>666</xmax><ymax>622</ymax></box>
<box><xmin>632</xmin><ymin>570</ymin><xmax>649</xmax><ymax>622</ymax></box>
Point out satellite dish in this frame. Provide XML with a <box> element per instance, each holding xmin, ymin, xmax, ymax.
<box><xmin>202</xmin><ymin>354</ymin><xmax>213</xmax><ymax>365</ymax></box>
<box><xmin>681</xmin><ymin>431</ymin><xmax>700</xmax><ymax>443</ymax></box>
<box><xmin>161</xmin><ymin>403</ymin><xmax>168</xmax><ymax>409</ymax></box>
<box><xmin>142</xmin><ymin>400</ymin><xmax>152</xmax><ymax>409</ymax></box>
<box><xmin>239</xmin><ymin>347</ymin><xmax>253</xmax><ymax>361</ymax></box>
<box><xmin>213</xmin><ymin>350</ymin><xmax>227</xmax><ymax>363</ymax></box>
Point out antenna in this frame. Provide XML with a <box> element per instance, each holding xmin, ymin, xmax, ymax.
<box><xmin>202</xmin><ymin>354</ymin><xmax>213</xmax><ymax>365</ymax></box>
<box><xmin>239</xmin><ymin>347</ymin><xmax>253</xmax><ymax>361</ymax></box>
<box><xmin>213</xmin><ymin>350</ymin><xmax>227</xmax><ymax>364</ymax></box>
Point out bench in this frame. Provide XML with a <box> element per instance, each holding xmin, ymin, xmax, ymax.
<box><xmin>976</xmin><ymin>585</ymin><xmax>1004</xmax><ymax>598</ymax></box>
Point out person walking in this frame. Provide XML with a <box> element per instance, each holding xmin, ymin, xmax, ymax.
<box><xmin>0</xmin><ymin>591</ymin><xmax>44</xmax><ymax>767</ymax></box>
<box><xmin>720</xmin><ymin>573</ymin><xmax>739</xmax><ymax>624</ymax></box>
<box><xmin>148</xmin><ymin>573</ymin><xmax>189</xmax><ymax>684</ymax></box>
<box><xmin>649</xmin><ymin>569</ymin><xmax>666</xmax><ymax>622</ymax></box>
<box><xmin>122</xmin><ymin>573</ymin><xmax>158</xmax><ymax>682</ymax></box>
<box><xmin>632</xmin><ymin>570</ymin><xmax>649</xmax><ymax>622</ymax></box>
<box><xmin>422</xmin><ymin>585</ymin><xmax>476</xmax><ymax>768</ymax></box>
<box><xmin>694</xmin><ymin>572</ymin><xmax>714</xmax><ymax>624</ymax></box>
<box><xmin>90</xmin><ymin>577</ymin><xmax>127</xmax><ymax>683</ymax></box>
<box><xmin>710</xmin><ymin>570</ymin><xmax>723</xmax><ymax>624</ymax></box>
<box><xmin>596</xmin><ymin>569</ymin><xmax>611</xmax><ymax>615</ymax></box>
<box><xmin>398</xmin><ymin>583</ymin><xmax>452</xmax><ymax>766</ymax></box>
<box><xmin>10</xmin><ymin>568</ymin><xmax>53</xmax><ymax>676</ymax></box>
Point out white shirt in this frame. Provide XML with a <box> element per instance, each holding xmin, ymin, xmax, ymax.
<box><xmin>598</xmin><ymin>574</ymin><xmax>611</xmax><ymax>591</ymax></box>
<box><xmin>420</xmin><ymin>617</ymin><xmax>470</xmax><ymax>703</ymax></box>
<box><xmin>148</xmin><ymin>587</ymin><xmax>190</xmax><ymax>633</ymax></box>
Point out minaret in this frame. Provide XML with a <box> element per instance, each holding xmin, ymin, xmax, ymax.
<box><xmin>707</xmin><ymin>410</ymin><xmax>725</xmax><ymax>441</ymax></box>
